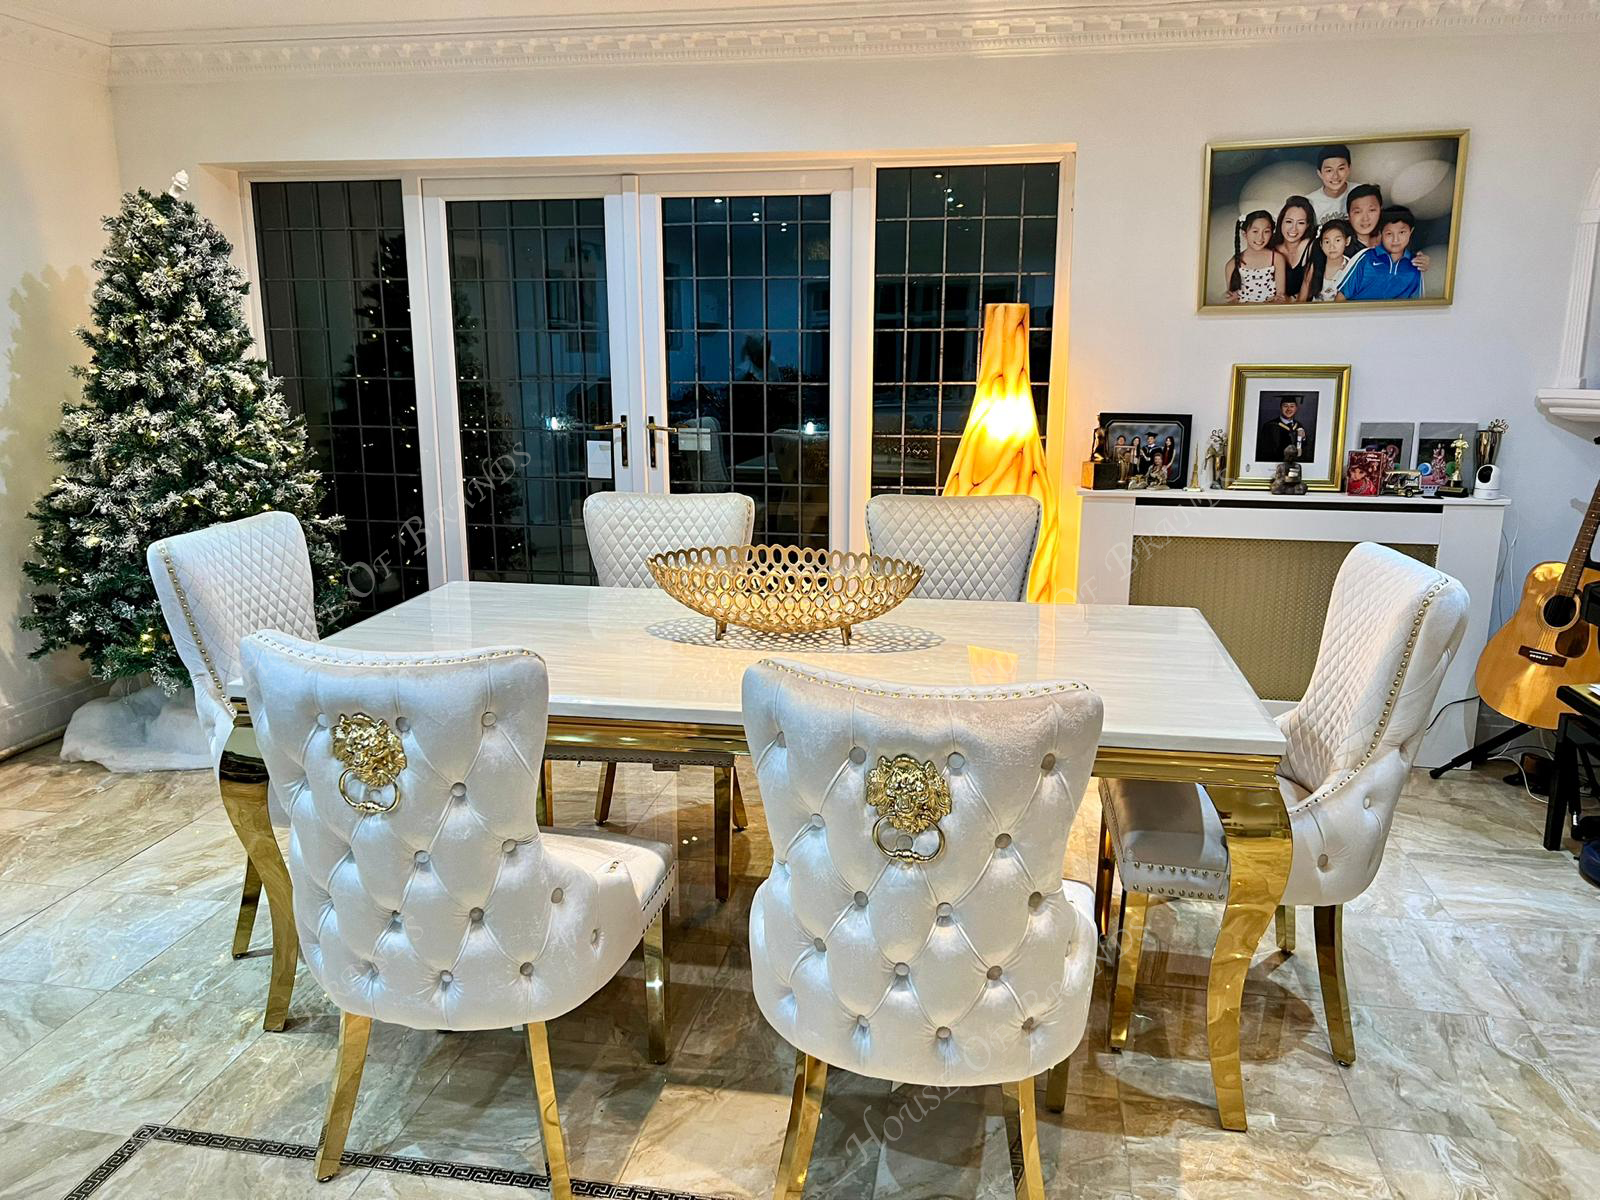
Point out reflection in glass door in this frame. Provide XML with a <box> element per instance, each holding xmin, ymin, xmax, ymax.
<box><xmin>445</xmin><ymin>197</ymin><xmax>614</xmax><ymax>583</ymax></box>
<box><xmin>660</xmin><ymin>193</ymin><xmax>831</xmax><ymax>548</ymax></box>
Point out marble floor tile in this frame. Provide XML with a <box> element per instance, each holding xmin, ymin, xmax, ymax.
<box><xmin>0</xmin><ymin>878</ymin><xmax>70</xmax><ymax>936</ymax></box>
<box><xmin>174</xmin><ymin>1013</ymin><xmax>467</xmax><ymax>1149</ymax></box>
<box><xmin>1339</xmin><ymin>1006</ymin><xmax>1600</xmax><ymax>1150</ymax></box>
<box><xmin>95</xmin><ymin>1140</ymin><xmax>369</xmax><ymax>1199</ymax></box>
<box><xmin>91</xmin><ymin>819</ymin><xmax>252</xmax><ymax>901</ymax></box>
<box><xmin>675</xmin><ymin>943</ymin><xmax>798</xmax><ymax>1071</ymax></box>
<box><xmin>1458</xmin><ymin>923</ymin><xmax>1600</xmax><ymax>1028</ymax></box>
<box><xmin>0</xmin><ymin>743</ymin><xmax>126</xmax><ymax>811</ymax></box>
<box><xmin>0</xmin><ymin>808</ymin><xmax>53</xmax><ymax>833</ymax></box>
<box><xmin>1343</xmin><ymin>849</ymin><xmax>1448</xmax><ymax>920</ymax></box>
<box><xmin>1406</xmin><ymin>850</ymin><xmax>1600</xmax><ymax>926</ymax></box>
<box><xmin>0</xmin><ymin>978</ymin><xmax>102</xmax><ymax>1059</ymax></box>
<box><xmin>550</xmin><ymin>934</ymin><xmax>728</xmax><ymax>1059</ymax></box>
<box><xmin>0</xmin><ymin>784</ymin><xmax>192</xmax><ymax>888</ymax></box>
<box><xmin>1367</xmin><ymin>1126</ymin><xmax>1600</xmax><ymax>1200</ymax></box>
<box><xmin>1340</xmin><ymin>913</ymin><xmax>1523</xmax><ymax>1017</ymax></box>
<box><xmin>0</xmin><ymin>990</ymin><xmax>263</xmax><ymax>1135</ymax></box>
<box><xmin>1391</xmin><ymin>775</ymin><xmax>1556</xmax><ymax>860</ymax></box>
<box><xmin>0</xmin><ymin>1117</ymin><xmax>125</xmax><ymax>1200</ymax></box>
<box><xmin>0</xmin><ymin>886</ymin><xmax>225</xmax><ymax>988</ymax></box>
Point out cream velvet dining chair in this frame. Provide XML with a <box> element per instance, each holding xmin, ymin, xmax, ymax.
<box><xmin>1094</xmin><ymin>543</ymin><xmax>1468</xmax><ymax>1070</ymax></box>
<box><xmin>240</xmin><ymin>632</ymin><xmax>676</xmax><ymax>1194</ymax></box>
<box><xmin>865</xmin><ymin>494</ymin><xmax>1042</xmax><ymax>602</ymax></box>
<box><xmin>743</xmin><ymin>659</ymin><xmax>1103</xmax><ymax>1199</ymax></box>
<box><xmin>147</xmin><ymin>510</ymin><xmax>321</xmax><ymax>958</ymax></box>
<box><xmin>576</xmin><ymin>490</ymin><xmax>756</xmax><ymax>847</ymax></box>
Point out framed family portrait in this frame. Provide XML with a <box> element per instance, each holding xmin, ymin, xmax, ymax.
<box><xmin>1199</xmin><ymin>130</ymin><xmax>1467</xmax><ymax>313</ymax></box>
<box><xmin>1097</xmin><ymin>412</ymin><xmax>1193</xmax><ymax>488</ymax></box>
<box><xmin>1225</xmin><ymin>364</ymin><xmax>1350</xmax><ymax>490</ymax></box>
<box><xmin>1355</xmin><ymin>421</ymin><xmax>1416</xmax><ymax>477</ymax></box>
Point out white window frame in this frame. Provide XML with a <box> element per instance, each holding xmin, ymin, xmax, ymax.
<box><xmin>234</xmin><ymin>147</ymin><xmax>1076</xmax><ymax>587</ymax></box>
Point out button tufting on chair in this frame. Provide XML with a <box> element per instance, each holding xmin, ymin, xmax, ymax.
<box><xmin>1096</xmin><ymin>544</ymin><xmax>1470</xmax><ymax>1074</ymax></box>
<box><xmin>394</xmin><ymin>718</ymin><xmax>410</xmax><ymax>733</ymax></box>
<box><xmin>948</xmin><ymin>752</ymin><xmax>965</xmax><ymax>771</ymax></box>
<box><xmin>481</xmin><ymin>712</ymin><xmax>496</xmax><ymax>727</ymax></box>
<box><xmin>849</xmin><ymin>747</ymin><xmax>866</xmax><ymax>764</ymax></box>
<box><xmin>240</xmin><ymin>630</ymin><xmax>679</xmax><ymax>1195</ymax></box>
<box><xmin>865</xmin><ymin>494</ymin><xmax>1042</xmax><ymax>602</ymax></box>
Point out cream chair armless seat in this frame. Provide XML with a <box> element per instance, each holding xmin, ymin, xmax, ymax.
<box><xmin>240</xmin><ymin>632</ymin><xmax>675</xmax><ymax>1195</ymax></box>
<box><xmin>1096</xmin><ymin>543</ymin><xmax>1468</xmax><ymax>1071</ymax></box>
<box><xmin>865</xmin><ymin>494</ymin><xmax>1042</xmax><ymax>602</ymax></box>
<box><xmin>575</xmin><ymin>492</ymin><xmax>756</xmax><ymax>869</ymax></box>
<box><xmin>744</xmin><ymin>660</ymin><xmax>1104</xmax><ymax>1199</ymax></box>
<box><xmin>147</xmin><ymin>510</ymin><xmax>321</xmax><ymax>963</ymax></box>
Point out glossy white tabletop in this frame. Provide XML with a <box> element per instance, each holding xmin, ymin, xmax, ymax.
<box><xmin>326</xmin><ymin>582</ymin><xmax>1284</xmax><ymax>758</ymax></box>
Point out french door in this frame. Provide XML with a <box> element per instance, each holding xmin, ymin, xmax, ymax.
<box><xmin>420</xmin><ymin>169</ymin><xmax>855</xmax><ymax>585</ymax></box>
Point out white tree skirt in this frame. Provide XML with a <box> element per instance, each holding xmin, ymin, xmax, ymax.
<box><xmin>60</xmin><ymin>684</ymin><xmax>211</xmax><ymax>773</ymax></box>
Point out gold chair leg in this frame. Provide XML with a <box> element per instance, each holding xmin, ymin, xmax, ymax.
<box><xmin>593</xmin><ymin>762</ymin><xmax>617</xmax><ymax>825</ymax></box>
<box><xmin>218</xmin><ymin>724</ymin><xmax>298</xmax><ymax>1033</ymax></box>
<box><xmin>538</xmin><ymin>759</ymin><xmax>555</xmax><ymax>827</ymax></box>
<box><xmin>1000</xmin><ymin>1077</ymin><xmax>1046</xmax><ymax>1200</ymax></box>
<box><xmin>231</xmin><ymin>857</ymin><xmax>262</xmax><ymax>959</ymax></box>
<box><xmin>713</xmin><ymin>765</ymin><xmax>733</xmax><ymax>902</ymax></box>
<box><xmin>731</xmin><ymin>765</ymin><xmax>749</xmax><ymax>832</ymax></box>
<box><xmin>1275</xmin><ymin>904</ymin><xmax>1296</xmax><ymax>955</ymax></box>
<box><xmin>1044</xmin><ymin>1059</ymin><xmax>1070</xmax><ymax>1114</ymax></box>
<box><xmin>1314</xmin><ymin>904</ymin><xmax>1356</xmax><ymax>1068</ymax></box>
<box><xmin>644</xmin><ymin>901</ymin><xmax>669</xmax><ymax>1064</ymax></box>
<box><xmin>773</xmin><ymin>1050</ymin><xmax>827</xmax><ymax>1200</ymax></box>
<box><xmin>314</xmin><ymin>1011</ymin><xmax>372</xmax><ymax>1181</ymax></box>
<box><xmin>527</xmin><ymin>1020</ymin><xmax>573</xmax><ymax>1200</ymax></box>
<box><xmin>1093</xmin><ymin>813</ymin><xmax>1115</xmax><ymax>941</ymax></box>
<box><xmin>1108</xmin><ymin>888</ymin><xmax>1149</xmax><ymax>1052</ymax></box>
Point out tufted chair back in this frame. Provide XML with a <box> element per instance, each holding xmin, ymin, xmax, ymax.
<box><xmin>584</xmin><ymin>491</ymin><xmax>755</xmax><ymax>588</ymax></box>
<box><xmin>866</xmin><ymin>494</ymin><xmax>1041</xmax><ymax>601</ymax></box>
<box><xmin>743</xmin><ymin>659</ymin><xmax>1103</xmax><ymax>1087</ymax></box>
<box><xmin>1275</xmin><ymin>543</ymin><xmax>1468</xmax><ymax>904</ymax></box>
<box><xmin>241</xmin><ymin>632</ymin><xmax>647</xmax><ymax>1031</ymax></box>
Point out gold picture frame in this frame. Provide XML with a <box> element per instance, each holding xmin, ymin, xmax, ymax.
<box><xmin>1225</xmin><ymin>364</ymin><xmax>1351</xmax><ymax>491</ymax></box>
<box><xmin>1199</xmin><ymin>130</ymin><xmax>1468</xmax><ymax>314</ymax></box>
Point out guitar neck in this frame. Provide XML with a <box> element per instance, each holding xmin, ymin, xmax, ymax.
<box><xmin>1559</xmin><ymin>477</ymin><xmax>1600</xmax><ymax>597</ymax></box>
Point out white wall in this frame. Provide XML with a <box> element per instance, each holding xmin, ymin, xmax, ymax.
<box><xmin>0</xmin><ymin>53</ymin><xmax>120</xmax><ymax>752</ymax></box>
<box><xmin>109</xmin><ymin>29</ymin><xmax>1600</xmax><ymax>607</ymax></box>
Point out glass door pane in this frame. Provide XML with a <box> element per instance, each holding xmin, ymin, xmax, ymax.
<box><xmin>445</xmin><ymin>197</ymin><xmax>614</xmax><ymax>584</ymax></box>
<box><xmin>661</xmin><ymin>192</ymin><xmax>832</xmax><ymax>548</ymax></box>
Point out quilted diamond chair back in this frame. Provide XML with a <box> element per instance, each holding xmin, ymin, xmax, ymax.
<box><xmin>1275</xmin><ymin>544</ymin><xmax>1468</xmax><ymax>904</ymax></box>
<box><xmin>241</xmin><ymin>632</ymin><xmax>648</xmax><ymax>1030</ymax></box>
<box><xmin>147</xmin><ymin>511</ymin><xmax>319</xmax><ymax>764</ymax></box>
<box><xmin>865</xmin><ymin>494</ymin><xmax>1041</xmax><ymax>601</ymax></box>
<box><xmin>584</xmin><ymin>491</ymin><xmax>755</xmax><ymax>589</ymax></box>
<box><xmin>743</xmin><ymin>659</ymin><xmax>1103</xmax><ymax>1087</ymax></box>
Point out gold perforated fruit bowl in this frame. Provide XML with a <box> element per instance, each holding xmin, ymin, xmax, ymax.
<box><xmin>647</xmin><ymin>544</ymin><xmax>923</xmax><ymax>645</ymax></box>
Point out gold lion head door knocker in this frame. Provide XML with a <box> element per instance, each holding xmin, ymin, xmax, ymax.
<box><xmin>332</xmin><ymin>713</ymin><xmax>406</xmax><ymax>815</ymax></box>
<box><xmin>867</xmin><ymin>754</ymin><xmax>952</xmax><ymax>864</ymax></box>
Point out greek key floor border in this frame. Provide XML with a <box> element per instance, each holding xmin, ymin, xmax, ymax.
<box><xmin>63</xmin><ymin>1124</ymin><xmax>727</xmax><ymax>1199</ymax></box>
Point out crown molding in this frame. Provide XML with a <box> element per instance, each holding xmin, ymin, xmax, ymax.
<box><xmin>0</xmin><ymin>8</ymin><xmax>109</xmax><ymax>81</ymax></box>
<box><xmin>5</xmin><ymin>0</ymin><xmax>1586</xmax><ymax>84</ymax></box>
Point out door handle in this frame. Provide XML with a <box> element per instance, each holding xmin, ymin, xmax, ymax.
<box><xmin>592</xmin><ymin>414</ymin><xmax>628</xmax><ymax>469</ymax></box>
<box><xmin>646</xmin><ymin>415</ymin><xmax>683</xmax><ymax>470</ymax></box>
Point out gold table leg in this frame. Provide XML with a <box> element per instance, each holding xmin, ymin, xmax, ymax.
<box><xmin>644</xmin><ymin>902</ymin><xmax>669</xmax><ymax>1064</ymax></box>
<box><xmin>315</xmin><ymin>1011</ymin><xmax>372</xmax><ymax>1181</ymax></box>
<box><xmin>527</xmin><ymin>1020</ymin><xmax>573</xmax><ymax>1200</ymax></box>
<box><xmin>231</xmin><ymin>857</ymin><xmax>262</xmax><ymax>959</ymax></box>
<box><xmin>1206</xmin><ymin>781</ymin><xmax>1293</xmax><ymax>1132</ymax></box>
<box><xmin>1315</xmin><ymin>904</ymin><xmax>1355</xmax><ymax>1068</ymax></box>
<box><xmin>1043</xmin><ymin>1059</ymin><xmax>1070</xmax><ymax>1114</ymax></box>
<box><xmin>773</xmin><ymin>1050</ymin><xmax>827</xmax><ymax>1200</ymax></box>
<box><xmin>1093</xmin><ymin>813</ymin><xmax>1115</xmax><ymax>941</ymax></box>
<box><xmin>594</xmin><ymin>761</ymin><xmax>617</xmax><ymax>825</ymax></box>
<box><xmin>731</xmin><ymin>765</ymin><xmax>749</xmax><ymax>832</ymax></box>
<box><xmin>1108</xmin><ymin>889</ymin><xmax>1149</xmax><ymax>1052</ymax></box>
<box><xmin>1275</xmin><ymin>904</ymin><xmax>1296</xmax><ymax>955</ymax></box>
<box><xmin>713</xmin><ymin>765</ymin><xmax>733</xmax><ymax>901</ymax></box>
<box><xmin>217</xmin><ymin>710</ymin><xmax>298</xmax><ymax>1033</ymax></box>
<box><xmin>538</xmin><ymin>759</ymin><xmax>555</xmax><ymax>826</ymax></box>
<box><xmin>1000</xmin><ymin>1077</ymin><xmax>1045</xmax><ymax>1200</ymax></box>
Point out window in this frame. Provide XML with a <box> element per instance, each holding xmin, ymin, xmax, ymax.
<box><xmin>871</xmin><ymin>163</ymin><xmax>1058</xmax><ymax>495</ymax></box>
<box><xmin>252</xmin><ymin>180</ymin><xmax>427</xmax><ymax>615</ymax></box>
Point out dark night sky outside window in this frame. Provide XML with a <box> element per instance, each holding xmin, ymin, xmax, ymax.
<box><xmin>872</xmin><ymin>163</ymin><xmax>1058</xmax><ymax>495</ymax></box>
<box><xmin>252</xmin><ymin>179</ymin><xmax>427</xmax><ymax>617</ymax></box>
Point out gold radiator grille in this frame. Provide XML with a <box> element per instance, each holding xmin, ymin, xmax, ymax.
<box><xmin>1128</xmin><ymin>537</ymin><xmax>1437</xmax><ymax>702</ymax></box>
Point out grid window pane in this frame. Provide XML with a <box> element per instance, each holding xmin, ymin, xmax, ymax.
<box><xmin>871</xmin><ymin>163</ymin><xmax>1058</xmax><ymax>495</ymax></box>
<box><xmin>664</xmin><ymin>195</ymin><xmax>830</xmax><ymax>549</ymax></box>
<box><xmin>448</xmin><ymin>198</ymin><xmax>613</xmax><ymax>585</ymax></box>
<box><xmin>252</xmin><ymin>180</ymin><xmax>426</xmax><ymax>618</ymax></box>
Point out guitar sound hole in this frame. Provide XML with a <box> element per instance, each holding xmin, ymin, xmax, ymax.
<box><xmin>1543</xmin><ymin>594</ymin><xmax>1579</xmax><ymax>629</ymax></box>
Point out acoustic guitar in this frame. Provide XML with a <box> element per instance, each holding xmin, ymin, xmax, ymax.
<box><xmin>1477</xmin><ymin>477</ymin><xmax>1600</xmax><ymax>730</ymax></box>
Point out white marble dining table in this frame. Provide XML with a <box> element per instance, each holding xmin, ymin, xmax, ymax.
<box><xmin>316</xmin><ymin>581</ymin><xmax>1289</xmax><ymax>1132</ymax></box>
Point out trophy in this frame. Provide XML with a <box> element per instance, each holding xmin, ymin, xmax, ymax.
<box><xmin>1474</xmin><ymin>419</ymin><xmax>1507</xmax><ymax>499</ymax></box>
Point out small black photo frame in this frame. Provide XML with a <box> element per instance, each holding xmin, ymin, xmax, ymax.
<box><xmin>1097</xmin><ymin>412</ymin><xmax>1194</xmax><ymax>488</ymax></box>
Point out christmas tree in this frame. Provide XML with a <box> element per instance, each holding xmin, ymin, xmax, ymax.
<box><xmin>23</xmin><ymin>177</ymin><xmax>348</xmax><ymax>693</ymax></box>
